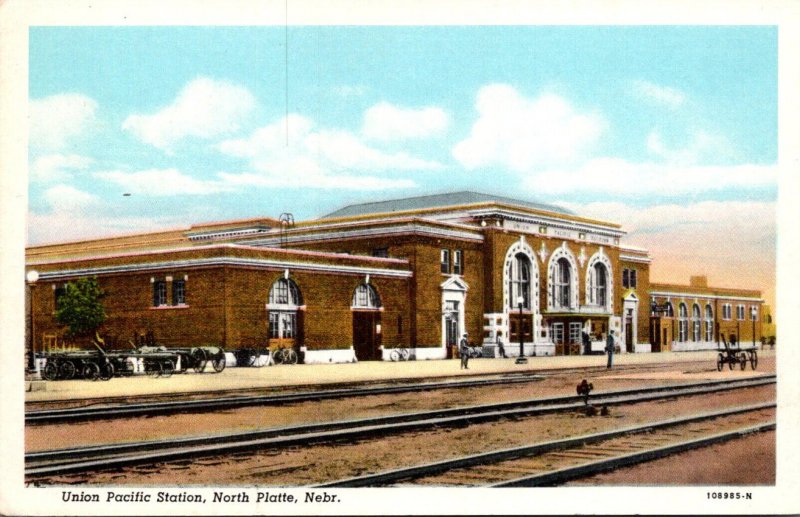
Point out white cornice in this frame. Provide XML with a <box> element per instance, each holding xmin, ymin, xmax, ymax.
<box><xmin>466</xmin><ymin>208</ymin><xmax>626</xmax><ymax>238</ymax></box>
<box><xmin>241</xmin><ymin>223</ymin><xmax>484</xmax><ymax>247</ymax></box>
<box><xmin>33</xmin><ymin>256</ymin><xmax>414</xmax><ymax>281</ymax></box>
<box><xmin>649</xmin><ymin>290</ymin><xmax>763</xmax><ymax>303</ymax></box>
<box><xmin>620</xmin><ymin>254</ymin><xmax>652</xmax><ymax>264</ymax></box>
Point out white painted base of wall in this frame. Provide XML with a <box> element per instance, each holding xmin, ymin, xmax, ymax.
<box><xmin>224</xmin><ymin>352</ymin><xmax>270</xmax><ymax>367</ymax></box>
<box><xmin>533</xmin><ymin>343</ymin><xmax>555</xmax><ymax>357</ymax></box>
<box><xmin>634</xmin><ymin>343</ymin><xmax>652</xmax><ymax>353</ymax></box>
<box><xmin>670</xmin><ymin>341</ymin><xmax>720</xmax><ymax>352</ymax></box>
<box><xmin>412</xmin><ymin>346</ymin><xmax>447</xmax><ymax>361</ymax></box>
<box><xmin>303</xmin><ymin>348</ymin><xmax>357</xmax><ymax>364</ymax></box>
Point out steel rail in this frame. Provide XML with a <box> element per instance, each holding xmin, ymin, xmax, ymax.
<box><xmin>25</xmin><ymin>359</ymin><xmax>717</xmax><ymax>423</ymax></box>
<box><xmin>26</xmin><ymin>376</ymin><xmax>774</xmax><ymax>478</ymax></box>
<box><xmin>492</xmin><ymin>421</ymin><xmax>775</xmax><ymax>487</ymax></box>
<box><xmin>315</xmin><ymin>402</ymin><xmax>775</xmax><ymax>487</ymax></box>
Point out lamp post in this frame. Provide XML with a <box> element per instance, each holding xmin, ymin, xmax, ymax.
<box><xmin>515</xmin><ymin>296</ymin><xmax>528</xmax><ymax>364</ymax></box>
<box><xmin>26</xmin><ymin>270</ymin><xmax>39</xmax><ymax>372</ymax></box>
<box><xmin>751</xmin><ymin>306</ymin><xmax>757</xmax><ymax>347</ymax></box>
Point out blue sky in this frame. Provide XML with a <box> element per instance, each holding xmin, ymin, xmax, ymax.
<box><xmin>28</xmin><ymin>25</ymin><xmax>777</xmax><ymax>302</ymax></box>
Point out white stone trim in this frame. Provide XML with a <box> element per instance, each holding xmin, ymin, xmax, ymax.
<box><xmin>34</xmin><ymin>256</ymin><xmax>413</xmax><ymax>281</ymax></box>
<box><xmin>649</xmin><ymin>290</ymin><xmax>763</xmax><ymax>303</ymax></box>
<box><xmin>585</xmin><ymin>248</ymin><xmax>614</xmax><ymax>313</ymax></box>
<box><xmin>619</xmin><ymin>254</ymin><xmax>652</xmax><ymax>264</ymax></box>
<box><xmin>502</xmin><ymin>238</ymin><xmax>541</xmax><ymax>347</ymax></box>
<box><xmin>303</xmin><ymin>348</ymin><xmax>358</xmax><ymax>364</ymax></box>
<box><xmin>547</xmin><ymin>242</ymin><xmax>580</xmax><ymax>311</ymax></box>
<box><xmin>242</xmin><ymin>223</ymin><xmax>483</xmax><ymax>247</ymax></box>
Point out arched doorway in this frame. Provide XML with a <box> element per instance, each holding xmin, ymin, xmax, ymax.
<box><xmin>267</xmin><ymin>277</ymin><xmax>304</xmax><ymax>355</ymax></box>
<box><xmin>352</xmin><ymin>283</ymin><xmax>382</xmax><ymax>361</ymax></box>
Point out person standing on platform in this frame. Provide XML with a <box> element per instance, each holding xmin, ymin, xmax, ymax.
<box><xmin>582</xmin><ymin>331</ymin><xmax>591</xmax><ymax>355</ymax></box>
<box><xmin>460</xmin><ymin>333</ymin><xmax>470</xmax><ymax>369</ymax></box>
<box><xmin>605</xmin><ymin>330</ymin><xmax>615</xmax><ymax>368</ymax></box>
<box><xmin>497</xmin><ymin>338</ymin><xmax>507</xmax><ymax>358</ymax></box>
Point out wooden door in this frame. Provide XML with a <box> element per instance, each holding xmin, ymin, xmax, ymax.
<box><xmin>353</xmin><ymin>311</ymin><xmax>381</xmax><ymax>361</ymax></box>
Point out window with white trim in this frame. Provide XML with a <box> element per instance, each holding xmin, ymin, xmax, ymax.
<box><xmin>172</xmin><ymin>279</ymin><xmax>186</xmax><ymax>305</ymax></box>
<box><xmin>678</xmin><ymin>303</ymin><xmax>688</xmax><ymax>342</ymax></box>
<box><xmin>552</xmin><ymin>257</ymin><xmax>572</xmax><ymax>309</ymax></box>
<box><xmin>153</xmin><ymin>280</ymin><xmax>167</xmax><ymax>307</ymax></box>
<box><xmin>453</xmin><ymin>249</ymin><xmax>463</xmax><ymax>275</ymax></box>
<box><xmin>509</xmin><ymin>253</ymin><xmax>532</xmax><ymax>310</ymax></box>
<box><xmin>440</xmin><ymin>249</ymin><xmax>451</xmax><ymax>274</ymax></box>
<box><xmin>750</xmin><ymin>305</ymin><xmax>759</xmax><ymax>321</ymax></box>
<box><xmin>736</xmin><ymin>304</ymin><xmax>745</xmax><ymax>321</ymax></box>
<box><xmin>569</xmin><ymin>322</ymin><xmax>582</xmax><ymax>344</ymax></box>
<box><xmin>352</xmin><ymin>283</ymin><xmax>381</xmax><ymax>309</ymax></box>
<box><xmin>691</xmin><ymin>303</ymin><xmax>701</xmax><ymax>342</ymax></box>
<box><xmin>722</xmin><ymin>303</ymin><xmax>732</xmax><ymax>320</ymax></box>
<box><xmin>704</xmin><ymin>304</ymin><xmax>714</xmax><ymax>341</ymax></box>
<box><xmin>268</xmin><ymin>278</ymin><xmax>303</xmax><ymax>340</ymax></box>
<box><xmin>588</xmin><ymin>262</ymin><xmax>608</xmax><ymax>307</ymax></box>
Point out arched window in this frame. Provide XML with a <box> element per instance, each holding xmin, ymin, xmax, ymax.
<box><xmin>691</xmin><ymin>303</ymin><xmax>701</xmax><ymax>342</ymax></box>
<box><xmin>553</xmin><ymin>258</ymin><xmax>571</xmax><ymax>309</ymax></box>
<box><xmin>704</xmin><ymin>304</ymin><xmax>714</xmax><ymax>341</ymax></box>
<box><xmin>665</xmin><ymin>301</ymin><xmax>674</xmax><ymax>318</ymax></box>
<box><xmin>352</xmin><ymin>283</ymin><xmax>381</xmax><ymax>309</ymax></box>
<box><xmin>508</xmin><ymin>253</ymin><xmax>531</xmax><ymax>310</ymax></box>
<box><xmin>678</xmin><ymin>303</ymin><xmax>688</xmax><ymax>342</ymax></box>
<box><xmin>588</xmin><ymin>262</ymin><xmax>608</xmax><ymax>307</ymax></box>
<box><xmin>268</xmin><ymin>278</ymin><xmax>303</xmax><ymax>340</ymax></box>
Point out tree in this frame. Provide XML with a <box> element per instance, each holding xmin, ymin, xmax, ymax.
<box><xmin>55</xmin><ymin>276</ymin><xmax>106</xmax><ymax>338</ymax></box>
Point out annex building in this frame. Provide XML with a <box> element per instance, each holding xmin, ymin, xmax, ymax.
<box><xmin>25</xmin><ymin>191</ymin><xmax>766</xmax><ymax>364</ymax></box>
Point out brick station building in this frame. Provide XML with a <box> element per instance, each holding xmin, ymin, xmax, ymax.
<box><xmin>24</xmin><ymin>191</ymin><xmax>766</xmax><ymax>363</ymax></box>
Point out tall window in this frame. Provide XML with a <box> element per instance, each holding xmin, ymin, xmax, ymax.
<box><xmin>453</xmin><ymin>250</ymin><xmax>464</xmax><ymax>275</ymax></box>
<box><xmin>750</xmin><ymin>305</ymin><xmax>759</xmax><ymax>321</ymax></box>
<box><xmin>509</xmin><ymin>253</ymin><xmax>531</xmax><ymax>310</ymax></box>
<box><xmin>172</xmin><ymin>279</ymin><xmax>186</xmax><ymax>305</ymax></box>
<box><xmin>553</xmin><ymin>258</ymin><xmax>571</xmax><ymax>309</ymax></box>
<box><xmin>153</xmin><ymin>280</ymin><xmax>167</xmax><ymax>307</ymax></box>
<box><xmin>722</xmin><ymin>303</ymin><xmax>732</xmax><ymax>320</ymax></box>
<box><xmin>622</xmin><ymin>268</ymin><xmax>638</xmax><ymax>289</ymax></box>
<box><xmin>54</xmin><ymin>285</ymin><xmax>66</xmax><ymax>311</ymax></box>
<box><xmin>440</xmin><ymin>249</ymin><xmax>451</xmax><ymax>274</ymax></box>
<box><xmin>678</xmin><ymin>303</ymin><xmax>688</xmax><ymax>342</ymax></box>
<box><xmin>665</xmin><ymin>301</ymin><xmax>674</xmax><ymax>318</ymax></box>
<box><xmin>704</xmin><ymin>304</ymin><xmax>714</xmax><ymax>341</ymax></box>
<box><xmin>736</xmin><ymin>304</ymin><xmax>745</xmax><ymax>320</ymax></box>
<box><xmin>268</xmin><ymin>278</ymin><xmax>303</xmax><ymax>341</ymax></box>
<box><xmin>588</xmin><ymin>262</ymin><xmax>608</xmax><ymax>307</ymax></box>
<box><xmin>691</xmin><ymin>303</ymin><xmax>701</xmax><ymax>342</ymax></box>
<box><xmin>352</xmin><ymin>283</ymin><xmax>381</xmax><ymax>308</ymax></box>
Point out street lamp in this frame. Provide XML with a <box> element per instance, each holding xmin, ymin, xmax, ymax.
<box><xmin>515</xmin><ymin>295</ymin><xmax>528</xmax><ymax>364</ymax></box>
<box><xmin>751</xmin><ymin>306</ymin><xmax>757</xmax><ymax>347</ymax></box>
<box><xmin>26</xmin><ymin>270</ymin><xmax>39</xmax><ymax>371</ymax></box>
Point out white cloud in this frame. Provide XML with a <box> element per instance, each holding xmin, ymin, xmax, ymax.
<box><xmin>217</xmin><ymin>114</ymin><xmax>442</xmax><ymax>191</ymax></box>
<box><xmin>122</xmin><ymin>77</ymin><xmax>256</xmax><ymax>151</ymax></box>
<box><xmin>30</xmin><ymin>154</ymin><xmax>93</xmax><ymax>183</ymax></box>
<box><xmin>41</xmin><ymin>184</ymin><xmax>99</xmax><ymax>212</ymax></box>
<box><xmin>559</xmin><ymin>199</ymin><xmax>775</xmax><ymax>304</ymax></box>
<box><xmin>29</xmin><ymin>93</ymin><xmax>98</xmax><ymax>152</ymax></box>
<box><xmin>525</xmin><ymin>158</ymin><xmax>776</xmax><ymax>196</ymax></box>
<box><xmin>94</xmin><ymin>168</ymin><xmax>232</xmax><ymax>196</ymax></box>
<box><xmin>631</xmin><ymin>80</ymin><xmax>686</xmax><ymax>110</ymax></box>
<box><xmin>647</xmin><ymin>129</ymin><xmax>738</xmax><ymax>165</ymax></box>
<box><xmin>452</xmin><ymin>84</ymin><xmax>605</xmax><ymax>172</ymax></box>
<box><xmin>362</xmin><ymin>101</ymin><xmax>449</xmax><ymax>141</ymax></box>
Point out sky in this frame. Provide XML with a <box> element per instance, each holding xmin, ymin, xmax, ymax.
<box><xmin>27</xmin><ymin>25</ymin><xmax>777</xmax><ymax>306</ymax></box>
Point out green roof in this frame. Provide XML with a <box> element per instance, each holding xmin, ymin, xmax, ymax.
<box><xmin>322</xmin><ymin>191</ymin><xmax>575</xmax><ymax>219</ymax></box>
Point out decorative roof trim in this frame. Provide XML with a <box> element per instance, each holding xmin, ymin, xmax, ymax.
<box><xmin>241</xmin><ymin>223</ymin><xmax>484</xmax><ymax>247</ymax></box>
<box><xmin>649</xmin><ymin>291</ymin><xmax>763</xmax><ymax>303</ymax></box>
<box><xmin>33</xmin><ymin>256</ymin><xmax>413</xmax><ymax>281</ymax></box>
<box><xmin>620</xmin><ymin>254</ymin><xmax>653</xmax><ymax>264</ymax></box>
<box><xmin>467</xmin><ymin>208</ymin><xmax>625</xmax><ymax>238</ymax></box>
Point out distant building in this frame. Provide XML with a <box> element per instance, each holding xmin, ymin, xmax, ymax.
<box><xmin>24</xmin><ymin>191</ymin><xmax>765</xmax><ymax>363</ymax></box>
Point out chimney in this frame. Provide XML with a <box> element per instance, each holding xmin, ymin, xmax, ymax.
<box><xmin>689</xmin><ymin>275</ymin><xmax>708</xmax><ymax>288</ymax></box>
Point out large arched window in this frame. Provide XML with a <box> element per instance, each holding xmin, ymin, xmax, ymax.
<box><xmin>552</xmin><ymin>258</ymin><xmax>571</xmax><ymax>309</ymax></box>
<box><xmin>665</xmin><ymin>301</ymin><xmax>674</xmax><ymax>318</ymax></box>
<box><xmin>678</xmin><ymin>303</ymin><xmax>688</xmax><ymax>342</ymax></box>
<box><xmin>704</xmin><ymin>304</ymin><xmax>714</xmax><ymax>341</ymax></box>
<box><xmin>691</xmin><ymin>303</ymin><xmax>701</xmax><ymax>342</ymax></box>
<box><xmin>352</xmin><ymin>283</ymin><xmax>381</xmax><ymax>309</ymax></box>
<box><xmin>268</xmin><ymin>278</ymin><xmax>303</xmax><ymax>340</ymax></box>
<box><xmin>588</xmin><ymin>262</ymin><xmax>608</xmax><ymax>307</ymax></box>
<box><xmin>508</xmin><ymin>253</ymin><xmax>532</xmax><ymax>310</ymax></box>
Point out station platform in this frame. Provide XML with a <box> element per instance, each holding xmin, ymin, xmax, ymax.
<box><xmin>24</xmin><ymin>349</ymin><xmax>774</xmax><ymax>402</ymax></box>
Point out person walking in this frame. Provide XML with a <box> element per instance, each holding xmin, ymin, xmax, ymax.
<box><xmin>460</xmin><ymin>333</ymin><xmax>470</xmax><ymax>369</ymax></box>
<box><xmin>497</xmin><ymin>338</ymin><xmax>507</xmax><ymax>358</ymax></box>
<box><xmin>605</xmin><ymin>330</ymin><xmax>615</xmax><ymax>369</ymax></box>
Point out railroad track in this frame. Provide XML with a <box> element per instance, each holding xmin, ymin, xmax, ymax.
<box><xmin>317</xmin><ymin>402</ymin><xmax>774</xmax><ymax>487</ymax></box>
<box><xmin>25</xmin><ymin>375</ymin><xmax>774</xmax><ymax>479</ymax></box>
<box><xmin>25</xmin><ymin>359</ymin><xmax>729</xmax><ymax>424</ymax></box>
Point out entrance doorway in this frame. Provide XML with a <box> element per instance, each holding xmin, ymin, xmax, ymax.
<box><xmin>353</xmin><ymin>311</ymin><xmax>381</xmax><ymax>361</ymax></box>
<box><xmin>625</xmin><ymin>314</ymin><xmax>634</xmax><ymax>352</ymax></box>
<box><xmin>444</xmin><ymin>302</ymin><xmax>459</xmax><ymax>358</ymax></box>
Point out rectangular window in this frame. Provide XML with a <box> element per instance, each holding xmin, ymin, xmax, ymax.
<box><xmin>153</xmin><ymin>280</ymin><xmax>167</xmax><ymax>307</ymax></box>
<box><xmin>750</xmin><ymin>306</ymin><xmax>758</xmax><ymax>321</ymax></box>
<box><xmin>54</xmin><ymin>285</ymin><xmax>66</xmax><ymax>311</ymax></box>
<box><xmin>630</xmin><ymin>270</ymin><xmax>637</xmax><ymax>288</ymax></box>
<box><xmin>440</xmin><ymin>249</ymin><xmax>451</xmax><ymax>274</ymax></box>
<box><xmin>269</xmin><ymin>312</ymin><xmax>279</xmax><ymax>339</ymax></box>
<box><xmin>551</xmin><ymin>323</ymin><xmax>565</xmax><ymax>344</ymax></box>
<box><xmin>737</xmin><ymin>304</ymin><xmax>745</xmax><ymax>320</ymax></box>
<box><xmin>371</xmin><ymin>247</ymin><xmax>389</xmax><ymax>258</ymax></box>
<box><xmin>622</xmin><ymin>269</ymin><xmax>630</xmax><ymax>289</ymax></box>
<box><xmin>722</xmin><ymin>303</ymin><xmax>732</xmax><ymax>320</ymax></box>
<box><xmin>569</xmin><ymin>322</ymin><xmax>582</xmax><ymax>344</ymax></box>
<box><xmin>172</xmin><ymin>280</ymin><xmax>186</xmax><ymax>305</ymax></box>
<box><xmin>453</xmin><ymin>249</ymin><xmax>463</xmax><ymax>275</ymax></box>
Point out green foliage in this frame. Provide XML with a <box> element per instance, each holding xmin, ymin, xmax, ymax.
<box><xmin>55</xmin><ymin>277</ymin><xmax>106</xmax><ymax>337</ymax></box>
